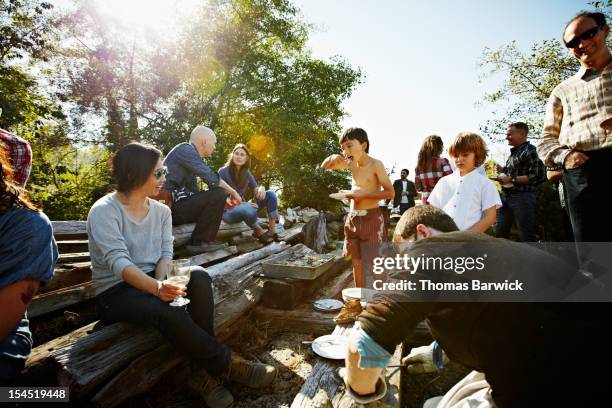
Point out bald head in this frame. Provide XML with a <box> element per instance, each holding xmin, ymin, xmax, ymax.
<box><xmin>190</xmin><ymin>126</ymin><xmax>217</xmax><ymax>157</ymax></box>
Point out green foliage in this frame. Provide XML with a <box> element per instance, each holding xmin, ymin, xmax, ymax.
<box><xmin>28</xmin><ymin>145</ymin><xmax>111</xmax><ymax>220</ymax></box>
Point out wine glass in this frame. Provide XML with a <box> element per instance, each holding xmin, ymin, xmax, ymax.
<box><xmin>166</xmin><ymin>259</ymin><xmax>191</xmax><ymax>307</ymax></box>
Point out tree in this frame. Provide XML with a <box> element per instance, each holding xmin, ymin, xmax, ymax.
<box><xmin>477</xmin><ymin>1</ymin><xmax>611</xmax><ymax>141</ymax></box>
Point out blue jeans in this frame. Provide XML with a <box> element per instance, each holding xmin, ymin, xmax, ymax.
<box><xmin>222</xmin><ymin>190</ymin><xmax>278</xmax><ymax>227</ymax></box>
<box><xmin>96</xmin><ymin>267</ymin><xmax>230</xmax><ymax>376</ymax></box>
<box><xmin>0</xmin><ymin>316</ymin><xmax>32</xmax><ymax>385</ymax></box>
<box><xmin>495</xmin><ymin>190</ymin><xmax>537</xmax><ymax>242</ymax></box>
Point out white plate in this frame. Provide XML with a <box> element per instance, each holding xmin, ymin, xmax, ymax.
<box><xmin>311</xmin><ymin>335</ymin><xmax>348</xmax><ymax>360</ymax></box>
<box><xmin>313</xmin><ymin>298</ymin><xmax>344</xmax><ymax>312</ymax></box>
<box><xmin>329</xmin><ymin>190</ymin><xmax>352</xmax><ymax>200</ymax></box>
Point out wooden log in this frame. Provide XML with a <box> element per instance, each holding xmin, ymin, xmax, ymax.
<box><xmin>40</xmin><ymin>264</ymin><xmax>91</xmax><ymax>294</ymax></box>
<box><xmin>206</xmin><ymin>242</ymin><xmax>289</xmax><ymax>277</ymax></box>
<box><xmin>89</xmin><ymin>344</ymin><xmax>183</xmax><ymax>408</ymax></box>
<box><xmin>186</xmin><ymin>245</ymin><xmax>238</xmax><ymax>267</ymax></box>
<box><xmin>57</xmin><ymin>240</ymin><xmax>89</xmax><ymax>253</ymax></box>
<box><xmin>278</xmin><ymin>223</ymin><xmax>305</xmax><ymax>243</ymax></box>
<box><xmin>253</xmin><ymin>304</ymin><xmax>337</xmax><ymax>336</ymax></box>
<box><xmin>291</xmin><ymin>324</ymin><xmax>402</xmax><ymax>408</ymax></box>
<box><xmin>236</xmin><ymin>240</ymin><xmax>263</xmax><ymax>254</ymax></box>
<box><xmin>57</xmin><ymin>252</ymin><xmax>90</xmax><ymax>264</ymax></box>
<box><xmin>89</xmin><ymin>246</ymin><xmax>310</xmax><ymax>407</ymax></box>
<box><xmin>50</xmin><ymin>324</ymin><xmax>165</xmax><ymax>399</ymax></box>
<box><xmin>29</xmin><ymin>282</ymin><xmax>96</xmax><ymax>318</ymax></box>
<box><xmin>91</xmin><ymin>272</ymin><xmax>267</xmax><ymax>407</ymax></box>
<box><xmin>173</xmin><ymin>221</ymin><xmax>251</xmax><ymax>247</ymax></box>
<box><xmin>52</xmin><ymin>221</ymin><xmax>87</xmax><ymax>240</ymax></box>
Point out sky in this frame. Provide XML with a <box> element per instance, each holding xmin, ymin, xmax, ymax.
<box><xmin>291</xmin><ymin>0</ymin><xmax>594</xmax><ymax>178</ymax></box>
<box><xmin>61</xmin><ymin>0</ymin><xmax>594</xmax><ymax>178</ymax></box>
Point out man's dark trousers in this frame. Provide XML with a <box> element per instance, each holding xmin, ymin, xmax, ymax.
<box><xmin>399</xmin><ymin>203</ymin><xmax>413</xmax><ymax>215</ymax></box>
<box><xmin>563</xmin><ymin>149</ymin><xmax>612</xmax><ymax>243</ymax></box>
<box><xmin>495</xmin><ymin>189</ymin><xmax>537</xmax><ymax>241</ymax></box>
<box><xmin>172</xmin><ymin>187</ymin><xmax>228</xmax><ymax>245</ymax></box>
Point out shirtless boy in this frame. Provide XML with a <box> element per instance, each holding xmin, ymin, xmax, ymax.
<box><xmin>321</xmin><ymin>128</ymin><xmax>394</xmax><ymax>288</ymax></box>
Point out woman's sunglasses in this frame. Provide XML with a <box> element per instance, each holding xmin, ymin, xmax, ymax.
<box><xmin>565</xmin><ymin>26</ymin><xmax>601</xmax><ymax>49</ymax></box>
<box><xmin>154</xmin><ymin>166</ymin><xmax>168</xmax><ymax>180</ymax></box>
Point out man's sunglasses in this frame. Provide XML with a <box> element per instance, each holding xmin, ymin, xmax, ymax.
<box><xmin>565</xmin><ymin>25</ymin><xmax>601</xmax><ymax>49</ymax></box>
<box><xmin>154</xmin><ymin>166</ymin><xmax>168</xmax><ymax>180</ymax></box>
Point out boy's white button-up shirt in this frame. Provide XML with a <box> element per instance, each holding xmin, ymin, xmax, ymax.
<box><xmin>428</xmin><ymin>170</ymin><xmax>502</xmax><ymax>230</ymax></box>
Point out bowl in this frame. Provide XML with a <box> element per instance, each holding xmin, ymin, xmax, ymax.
<box><xmin>342</xmin><ymin>287</ymin><xmax>376</xmax><ymax>303</ymax></box>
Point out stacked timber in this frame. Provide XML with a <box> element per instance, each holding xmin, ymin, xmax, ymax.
<box><xmin>23</xmin><ymin>220</ymin><xmax>309</xmax><ymax>406</ymax></box>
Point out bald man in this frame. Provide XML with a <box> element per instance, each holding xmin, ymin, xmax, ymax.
<box><xmin>163</xmin><ymin>126</ymin><xmax>243</xmax><ymax>255</ymax></box>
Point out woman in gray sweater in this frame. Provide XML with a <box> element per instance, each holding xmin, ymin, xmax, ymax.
<box><xmin>87</xmin><ymin>143</ymin><xmax>275</xmax><ymax>408</ymax></box>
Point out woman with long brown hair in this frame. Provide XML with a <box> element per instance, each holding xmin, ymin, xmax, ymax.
<box><xmin>0</xmin><ymin>141</ymin><xmax>57</xmax><ymax>384</ymax></box>
<box><xmin>218</xmin><ymin>143</ymin><xmax>280</xmax><ymax>243</ymax></box>
<box><xmin>414</xmin><ymin>135</ymin><xmax>453</xmax><ymax>204</ymax></box>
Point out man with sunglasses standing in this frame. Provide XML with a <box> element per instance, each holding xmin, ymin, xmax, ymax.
<box><xmin>163</xmin><ymin>126</ymin><xmax>243</xmax><ymax>255</ymax></box>
<box><xmin>538</xmin><ymin>12</ymin><xmax>612</xmax><ymax>258</ymax></box>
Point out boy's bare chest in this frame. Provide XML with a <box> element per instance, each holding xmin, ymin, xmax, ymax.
<box><xmin>352</xmin><ymin>166</ymin><xmax>378</xmax><ymax>188</ymax></box>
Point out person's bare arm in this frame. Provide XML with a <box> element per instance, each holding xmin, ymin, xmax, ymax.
<box><xmin>0</xmin><ymin>279</ymin><xmax>40</xmax><ymax>339</ymax></box>
<box><xmin>321</xmin><ymin>154</ymin><xmax>350</xmax><ymax>170</ymax></box>
<box><xmin>468</xmin><ymin>206</ymin><xmax>497</xmax><ymax>233</ymax></box>
<box><xmin>346</xmin><ymin>337</ymin><xmax>384</xmax><ymax>395</ymax></box>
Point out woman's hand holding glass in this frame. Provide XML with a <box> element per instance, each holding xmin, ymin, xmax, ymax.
<box><xmin>163</xmin><ymin>259</ymin><xmax>192</xmax><ymax>306</ymax></box>
<box><xmin>157</xmin><ymin>279</ymin><xmax>186</xmax><ymax>302</ymax></box>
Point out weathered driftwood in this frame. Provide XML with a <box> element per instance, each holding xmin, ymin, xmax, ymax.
<box><xmin>279</xmin><ymin>223</ymin><xmax>305</xmax><ymax>243</ymax></box>
<box><xmin>89</xmin><ymin>344</ymin><xmax>183</xmax><ymax>408</ymax></box>
<box><xmin>50</xmin><ymin>324</ymin><xmax>164</xmax><ymax>399</ymax></box>
<box><xmin>89</xmin><ymin>275</ymin><xmax>265</xmax><ymax>408</ymax></box>
<box><xmin>206</xmin><ymin>242</ymin><xmax>289</xmax><ymax>277</ymax></box>
<box><xmin>29</xmin><ymin>282</ymin><xmax>96</xmax><ymax>318</ymax></box>
<box><xmin>173</xmin><ymin>221</ymin><xmax>251</xmax><ymax>247</ymax></box>
<box><xmin>291</xmin><ymin>324</ymin><xmax>402</xmax><ymax>408</ymax></box>
<box><xmin>40</xmin><ymin>264</ymin><xmax>91</xmax><ymax>294</ymax></box>
<box><xmin>52</xmin><ymin>221</ymin><xmax>87</xmax><ymax>240</ymax></box>
<box><xmin>57</xmin><ymin>252</ymin><xmax>90</xmax><ymax>265</ymax></box>
<box><xmin>253</xmin><ymin>304</ymin><xmax>337</xmax><ymax>336</ymax></box>
<box><xmin>186</xmin><ymin>245</ymin><xmax>238</xmax><ymax>267</ymax></box>
<box><xmin>42</xmin><ymin>243</ymin><xmax>295</xmax><ymax>402</ymax></box>
<box><xmin>57</xmin><ymin>240</ymin><xmax>89</xmax><ymax>254</ymax></box>
<box><xmin>236</xmin><ymin>240</ymin><xmax>264</xmax><ymax>254</ymax></box>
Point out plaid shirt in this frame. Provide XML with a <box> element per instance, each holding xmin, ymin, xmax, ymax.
<box><xmin>415</xmin><ymin>157</ymin><xmax>453</xmax><ymax>203</ymax></box>
<box><xmin>502</xmin><ymin>142</ymin><xmax>545</xmax><ymax>192</ymax></box>
<box><xmin>539</xmin><ymin>63</ymin><xmax>612</xmax><ymax>167</ymax></box>
<box><xmin>0</xmin><ymin>128</ymin><xmax>32</xmax><ymax>187</ymax></box>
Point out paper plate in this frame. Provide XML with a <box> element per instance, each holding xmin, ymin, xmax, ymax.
<box><xmin>313</xmin><ymin>298</ymin><xmax>344</xmax><ymax>312</ymax></box>
<box><xmin>329</xmin><ymin>190</ymin><xmax>351</xmax><ymax>200</ymax></box>
<box><xmin>312</xmin><ymin>335</ymin><xmax>348</xmax><ymax>360</ymax></box>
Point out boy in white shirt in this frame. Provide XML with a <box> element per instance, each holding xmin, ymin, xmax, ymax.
<box><xmin>428</xmin><ymin>132</ymin><xmax>501</xmax><ymax>232</ymax></box>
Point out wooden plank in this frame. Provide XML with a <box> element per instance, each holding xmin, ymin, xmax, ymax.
<box><xmin>57</xmin><ymin>252</ymin><xmax>90</xmax><ymax>264</ymax></box>
<box><xmin>40</xmin><ymin>264</ymin><xmax>91</xmax><ymax>294</ymax></box>
<box><xmin>90</xmin><ymin>245</ymin><xmax>311</xmax><ymax>407</ymax></box>
<box><xmin>253</xmin><ymin>304</ymin><xmax>337</xmax><ymax>336</ymax></box>
<box><xmin>186</xmin><ymin>245</ymin><xmax>238</xmax><ymax>267</ymax></box>
<box><xmin>52</xmin><ymin>221</ymin><xmax>87</xmax><ymax>240</ymax></box>
<box><xmin>278</xmin><ymin>223</ymin><xmax>305</xmax><ymax>243</ymax></box>
<box><xmin>206</xmin><ymin>242</ymin><xmax>289</xmax><ymax>277</ymax></box>
<box><xmin>57</xmin><ymin>240</ymin><xmax>89</xmax><ymax>254</ymax></box>
<box><xmin>236</xmin><ymin>240</ymin><xmax>264</xmax><ymax>254</ymax></box>
<box><xmin>91</xmin><ymin>271</ymin><xmax>268</xmax><ymax>407</ymax></box>
<box><xmin>29</xmin><ymin>282</ymin><xmax>96</xmax><ymax>318</ymax></box>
